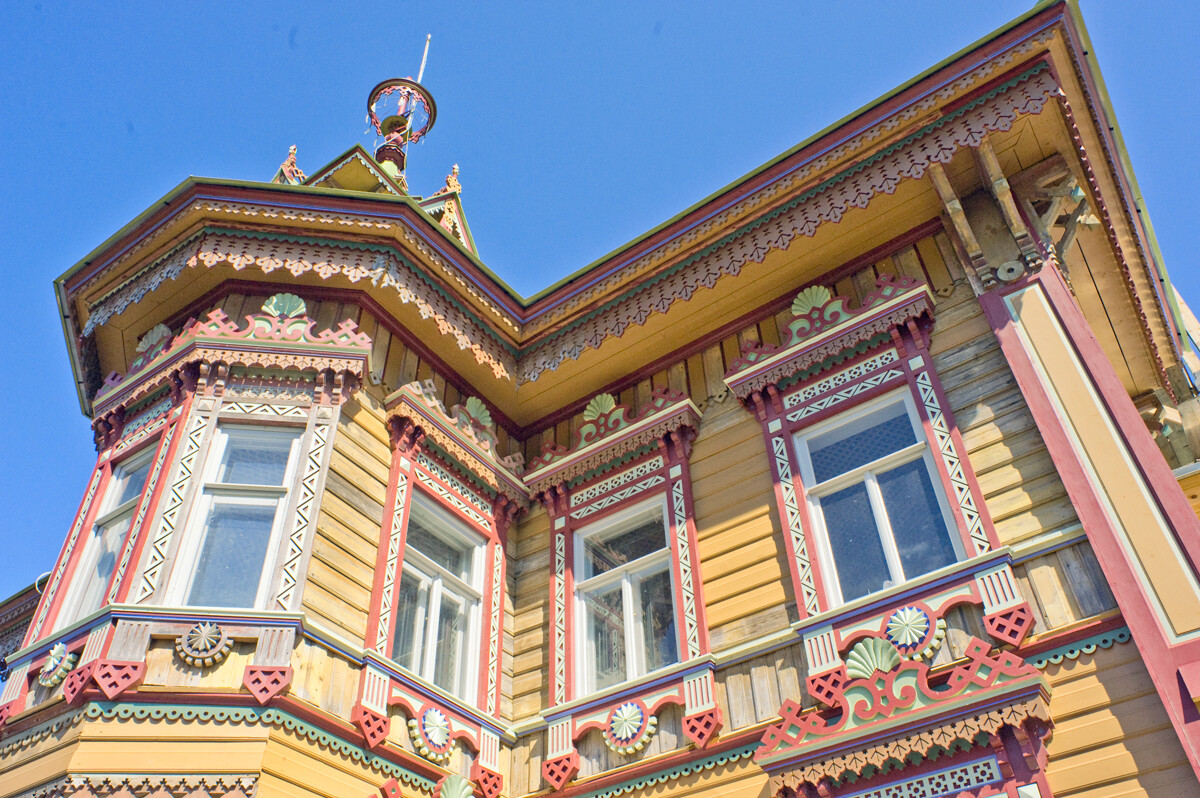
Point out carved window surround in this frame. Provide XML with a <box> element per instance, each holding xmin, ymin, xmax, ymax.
<box><xmin>354</xmin><ymin>380</ymin><xmax>526</xmax><ymax>798</ymax></box>
<box><xmin>522</xmin><ymin>388</ymin><xmax>719</xmax><ymax>792</ymax></box>
<box><xmin>725</xmin><ymin>276</ymin><xmax>999</xmax><ymax>619</ymax></box>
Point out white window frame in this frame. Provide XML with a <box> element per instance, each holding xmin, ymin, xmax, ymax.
<box><xmin>167</xmin><ymin>423</ymin><xmax>303</xmax><ymax>610</ymax></box>
<box><xmin>794</xmin><ymin>389</ymin><xmax>963</xmax><ymax>607</ymax></box>
<box><xmin>573</xmin><ymin>497</ymin><xmax>678</xmax><ymax>696</ymax></box>
<box><xmin>392</xmin><ymin>490</ymin><xmax>485</xmax><ymax>704</ymax></box>
<box><xmin>55</xmin><ymin>448</ymin><xmax>155</xmax><ymax>630</ymax></box>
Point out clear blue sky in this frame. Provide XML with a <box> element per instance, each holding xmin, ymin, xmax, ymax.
<box><xmin>1</xmin><ymin>2</ymin><xmax>1197</xmax><ymax>599</ymax></box>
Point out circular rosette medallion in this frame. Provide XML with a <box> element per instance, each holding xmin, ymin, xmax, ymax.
<box><xmin>884</xmin><ymin>605</ymin><xmax>946</xmax><ymax>660</ymax></box>
<box><xmin>175</xmin><ymin>621</ymin><xmax>233</xmax><ymax>668</ymax></box>
<box><xmin>602</xmin><ymin>700</ymin><xmax>658</xmax><ymax>755</ymax></box>
<box><xmin>38</xmin><ymin>642</ymin><xmax>78</xmax><ymax>688</ymax></box>
<box><xmin>408</xmin><ymin>705</ymin><xmax>453</xmax><ymax>762</ymax></box>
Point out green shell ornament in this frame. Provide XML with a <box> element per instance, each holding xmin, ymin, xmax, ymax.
<box><xmin>261</xmin><ymin>293</ymin><xmax>308</xmax><ymax>318</ymax></box>
<box><xmin>845</xmin><ymin>637</ymin><xmax>902</xmax><ymax>680</ymax></box>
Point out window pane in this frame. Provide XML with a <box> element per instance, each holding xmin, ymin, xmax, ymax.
<box><xmin>432</xmin><ymin>590</ymin><xmax>468</xmax><ymax>695</ymax></box>
<box><xmin>187</xmin><ymin>502</ymin><xmax>276</xmax><ymax>607</ymax></box>
<box><xmin>638</xmin><ymin>567</ymin><xmax>678</xmax><ymax>673</ymax></box>
<box><xmin>583</xmin><ymin>584</ymin><xmax>626</xmax><ymax>691</ymax></box>
<box><xmin>406</xmin><ymin>504</ymin><xmax>471</xmax><ymax>579</ymax></box>
<box><xmin>583</xmin><ymin>515</ymin><xmax>666</xmax><ymax>579</ymax></box>
<box><xmin>808</xmin><ymin>402</ymin><xmax>916</xmax><ymax>483</ymax></box>
<box><xmin>392</xmin><ymin>570</ymin><xmax>429</xmax><ymax>672</ymax></box>
<box><xmin>878</xmin><ymin>460</ymin><xmax>957</xmax><ymax>579</ymax></box>
<box><xmin>65</xmin><ymin>514</ymin><xmax>132</xmax><ymax>626</ymax></box>
<box><xmin>820</xmin><ymin>482</ymin><xmax>891</xmax><ymax>602</ymax></box>
<box><xmin>115</xmin><ymin>460</ymin><xmax>152</xmax><ymax>506</ymax></box>
<box><xmin>217</xmin><ymin>430</ymin><xmax>295</xmax><ymax>485</ymax></box>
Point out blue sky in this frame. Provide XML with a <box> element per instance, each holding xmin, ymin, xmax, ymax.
<box><xmin>1</xmin><ymin>2</ymin><xmax>1197</xmax><ymax>599</ymax></box>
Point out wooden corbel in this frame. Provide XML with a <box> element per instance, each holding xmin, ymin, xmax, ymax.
<box><xmin>387</xmin><ymin>415</ymin><xmax>425</xmax><ymax>455</ymax></box>
<box><xmin>660</xmin><ymin>425</ymin><xmax>697</xmax><ymax>464</ymax></box>
<box><xmin>927</xmin><ymin>161</ymin><xmax>989</xmax><ymax>291</ymax></box>
<box><xmin>537</xmin><ymin>483</ymin><xmax>570</xmax><ymax>518</ymax></box>
<box><xmin>974</xmin><ymin>134</ymin><xmax>1042</xmax><ymax>269</ymax></box>
<box><xmin>492</xmin><ymin>494</ymin><xmax>524</xmax><ymax>541</ymax></box>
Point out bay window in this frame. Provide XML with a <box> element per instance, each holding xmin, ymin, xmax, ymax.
<box><xmin>574</xmin><ymin>500</ymin><xmax>678</xmax><ymax>695</ymax></box>
<box><xmin>391</xmin><ymin>492</ymin><xmax>484</xmax><ymax>701</ymax></box>
<box><xmin>171</xmin><ymin>425</ymin><xmax>302</xmax><ymax>609</ymax></box>
<box><xmin>796</xmin><ymin>391</ymin><xmax>961</xmax><ymax>605</ymax></box>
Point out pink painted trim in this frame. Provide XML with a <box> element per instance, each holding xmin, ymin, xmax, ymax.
<box><xmin>364</xmin><ymin>445</ymin><xmax>413</xmax><ymax>657</ymax></box>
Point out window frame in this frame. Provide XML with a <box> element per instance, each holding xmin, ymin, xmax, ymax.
<box><xmin>793</xmin><ymin>388</ymin><xmax>964</xmax><ymax>607</ymax></box>
<box><xmin>389</xmin><ymin>488</ymin><xmax>487</xmax><ymax>704</ymax></box>
<box><xmin>166</xmin><ymin>422</ymin><xmax>304</xmax><ymax>610</ymax></box>
<box><xmin>53</xmin><ymin>447</ymin><xmax>156</xmax><ymax>631</ymax></box>
<box><xmin>572</xmin><ymin>496</ymin><xmax>679</xmax><ymax>697</ymax></box>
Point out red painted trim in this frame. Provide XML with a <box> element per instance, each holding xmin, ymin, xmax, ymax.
<box><xmin>667</xmin><ymin>454</ymin><xmax>712</xmax><ymax>656</ymax></box>
<box><xmin>980</xmin><ymin>280</ymin><xmax>1200</xmax><ymax>775</ymax></box>
<box><xmin>364</xmin><ymin>445</ymin><xmax>411</xmax><ymax>657</ymax></box>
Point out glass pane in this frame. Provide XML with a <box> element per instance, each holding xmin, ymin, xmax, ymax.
<box><xmin>820</xmin><ymin>481</ymin><xmax>891</xmax><ymax>602</ymax></box>
<box><xmin>583</xmin><ymin>514</ymin><xmax>667</xmax><ymax>579</ymax></box>
<box><xmin>392</xmin><ymin>569</ymin><xmax>429</xmax><ymax>672</ymax></box>
<box><xmin>878</xmin><ymin>460</ymin><xmax>957</xmax><ymax>579</ymax></box>
<box><xmin>432</xmin><ymin>590</ymin><xmax>468</xmax><ymax>695</ymax></box>
<box><xmin>217</xmin><ymin>429</ymin><xmax>295</xmax><ymax>485</ymax></box>
<box><xmin>187</xmin><ymin>502</ymin><xmax>276</xmax><ymax>607</ymax></box>
<box><xmin>115</xmin><ymin>459</ymin><xmax>153</xmax><ymax>506</ymax></box>
<box><xmin>808</xmin><ymin>402</ymin><xmax>916</xmax><ymax>483</ymax></box>
<box><xmin>583</xmin><ymin>583</ymin><xmax>626</xmax><ymax>691</ymax></box>
<box><xmin>406</xmin><ymin>502</ymin><xmax>472</xmax><ymax>580</ymax></box>
<box><xmin>66</xmin><ymin>514</ymin><xmax>132</xmax><ymax>626</ymax></box>
<box><xmin>638</xmin><ymin>567</ymin><xmax>678</xmax><ymax>673</ymax></box>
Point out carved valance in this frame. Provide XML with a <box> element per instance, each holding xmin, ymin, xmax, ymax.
<box><xmin>384</xmin><ymin>381</ymin><xmax>527</xmax><ymax>509</ymax></box>
<box><xmin>523</xmin><ymin>388</ymin><xmax>703</xmax><ymax>496</ymax></box>
<box><xmin>724</xmin><ymin>276</ymin><xmax>933</xmax><ymax>402</ymax></box>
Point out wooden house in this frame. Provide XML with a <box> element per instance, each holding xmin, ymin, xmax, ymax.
<box><xmin>4</xmin><ymin>2</ymin><xmax>1200</xmax><ymax>796</ymax></box>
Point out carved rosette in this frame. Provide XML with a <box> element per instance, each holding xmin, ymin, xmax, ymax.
<box><xmin>175</xmin><ymin>621</ymin><xmax>233</xmax><ymax>668</ymax></box>
<box><xmin>883</xmin><ymin>606</ymin><xmax>947</xmax><ymax>661</ymax></box>
<box><xmin>37</xmin><ymin>642</ymin><xmax>78</xmax><ymax>688</ymax></box>
<box><xmin>602</xmin><ymin>700</ymin><xmax>658</xmax><ymax>755</ymax></box>
<box><xmin>408</xmin><ymin>705</ymin><xmax>454</xmax><ymax>762</ymax></box>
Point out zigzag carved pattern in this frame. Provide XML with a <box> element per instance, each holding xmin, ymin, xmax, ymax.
<box><xmin>416</xmin><ymin>469</ymin><xmax>491</xmax><ymax>528</ymax></box>
<box><xmin>553</xmin><ymin>530</ymin><xmax>567</xmax><ymax>705</ymax></box>
<box><xmin>31</xmin><ymin>465</ymin><xmax>105</xmax><ymax>636</ymax></box>
<box><xmin>786</xmin><ymin>369</ymin><xmax>904</xmax><ymax>423</ymax></box>
<box><xmin>375</xmin><ymin>472</ymin><xmax>408</xmax><ymax>654</ymax></box>
<box><xmin>672</xmin><ymin>479</ymin><xmax>701</xmax><ymax>660</ymax></box>
<box><xmin>486</xmin><ymin>543</ymin><xmax>503</xmax><ymax>714</ymax></box>
<box><xmin>107</xmin><ymin>423</ymin><xmax>176</xmax><ymax>603</ymax></box>
<box><xmin>569</xmin><ymin>475</ymin><xmax>665</xmax><ymax>520</ymax></box>
<box><xmin>274</xmin><ymin>419</ymin><xmax>328</xmax><ymax>609</ymax></box>
<box><xmin>570</xmin><ymin>456</ymin><xmax>665</xmax><ymax>506</ymax></box>
<box><xmin>774</xmin><ymin>436</ymin><xmax>820</xmax><ymax>615</ymax></box>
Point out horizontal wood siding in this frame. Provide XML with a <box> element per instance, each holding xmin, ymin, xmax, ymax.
<box><xmin>511</xmin><ymin>505</ymin><xmax>551</xmax><ymax>721</ymax></box>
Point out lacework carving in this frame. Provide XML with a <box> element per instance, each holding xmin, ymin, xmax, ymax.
<box><xmin>570</xmin><ymin>475</ymin><xmax>665</xmax><ymax>520</ymax></box>
<box><xmin>18</xmin><ymin>775</ymin><xmax>259</xmax><ymax>798</ymax></box>
<box><xmin>486</xmin><ymin>543</ymin><xmax>503</xmax><ymax>715</ymax></box>
<box><xmin>376</xmin><ymin>471</ymin><xmax>409</xmax><ymax>653</ymax></box>
<box><xmin>80</xmin><ymin>242</ymin><xmax>195</xmax><ymax>337</ymax></box>
<box><xmin>221</xmin><ymin>402</ymin><xmax>309</xmax><ymax>418</ymax></box>
<box><xmin>107</xmin><ymin>423</ymin><xmax>176</xmax><ymax>603</ymax></box>
<box><xmin>274</xmin><ymin>418</ymin><xmax>330</xmax><ymax>608</ymax></box>
<box><xmin>553</xmin><ymin>529</ymin><xmax>568</xmax><ymax>705</ymax></box>
<box><xmin>725</xmin><ymin>276</ymin><xmax>933</xmax><ymax>400</ymax></box>
<box><xmin>121</xmin><ymin>397</ymin><xmax>173</xmax><ymax>437</ymax></box>
<box><xmin>915</xmin><ymin>370</ymin><xmax>990</xmax><ymax>555</ymax></box>
<box><xmin>571</xmin><ymin>456</ymin><xmax>665</xmax><ymax>506</ymax></box>
<box><xmin>672</xmin><ymin>478</ymin><xmax>701</xmax><ymax>660</ymax></box>
<box><xmin>772</xmin><ymin>435</ymin><xmax>819</xmax><ymax>615</ymax></box>
<box><xmin>525</xmin><ymin>389</ymin><xmax>700</xmax><ymax>493</ymax></box>
<box><xmin>416</xmin><ymin>469</ymin><xmax>491</xmax><ymax>528</ymax></box>
<box><xmin>786</xmin><ymin>368</ymin><xmax>904</xmax><ymax>423</ymax></box>
<box><xmin>520</xmin><ymin>66</ymin><xmax>1062</xmax><ymax>383</ymax></box>
<box><xmin>30</xmin><ymin>464</ymin><xmax>105</xmax><ymax>637</ymax></box>
<box><xmin>783</xmin><ymin>350</ymin><xmax>899</xmax><ymax>409</ymax></box>
<box><xmin>135</xmin><ymin>410</ymin><xmax>208</xmax><ymax>602</ymax></box>
<box><xmin>417</xmin><ymin>451</ymin><xmax>491</xmax><ymax>516</ymax></box>
<box><xmin>823</xmin><ymin>757</ymin><xmax>1001</xmax><ymax>798</ymax></box>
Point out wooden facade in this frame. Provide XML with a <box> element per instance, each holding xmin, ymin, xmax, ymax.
<box><xmin>4</xmin><ymin>2</ymin><xmax>1200</xmax><ymax>796</ymax></box>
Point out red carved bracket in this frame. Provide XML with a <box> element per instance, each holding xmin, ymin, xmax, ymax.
<box><xmin>377</xmin><ymin>777</ymin><xmax>403</xmax><ymax>798</ymax></box>
<box><xmin>62</xmin><ymin>661</ymin><xmax>97</xmax><ymax>705</ymax></box>
<box><xmin>0</xmin><ymin>701</ymin><xmax>12</xmax><ymax>733</ymax></box>
<box><xmin>243</xmin><ymin>665</ymin><xmax>293</xmax><ymax>705</ymax></box>
<box><xmin>92</xmin><ymin>660</ymin><xmax>145</xmax><ymax>700</ymax></box>
<box><xmin>682</xmin><ymin>707</ymin><xmax>723</xmax><ymax>748</ymax></box>
<box><xmin>806</xmin><ymin>666</ymin><xmax>848</xmax><ymax>709</ymax></box>
<box><xmin>471</xmin><ymin>764</ymin><xmax>503</xmax><ymax>798</ymax></box>
<box><xmin>542</xmin><ymin>752</ymin><xmax>580</xmax><ymax>791</ymax></box>
<box><xmin>984</xmin><ymin>603</ymin><xmax>1035</xmax><ymax>647</ymax></box>
<box><xmin>353</xmin><ymin>704</ymin><xmax>390</xmax><ymax>749</ymax></box>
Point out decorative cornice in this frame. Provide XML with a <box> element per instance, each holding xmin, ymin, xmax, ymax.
<box><xmin>725</xmin><ymin>276</ymin><xmax>933</xmax><ymax>401</ymax></box>
<box><xmin>385</xmin><ymin>380</ymin><xmax>528</xmax><ymax>507</ymax></box>
<box><xmin>523</xmin><ymin>388</ymin><xmax>702</xmax><ymax>495</ymax></box>
<box><xmin>16</xmin><ymin>774</ymin><xmax>258</xmax><ymax>798</ymax></box>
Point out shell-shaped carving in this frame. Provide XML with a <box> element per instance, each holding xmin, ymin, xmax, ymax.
<box><xmin>261</xmin><ymin>292</ymin><xmax>308</xmax><ymax>318</ymax></box>
<box><xmin>136</xmin><ymin>323</ymin><xmax>173</xmax><ymax>353</ymax></box>
<box><xmin>463</xmin><ymin>395</ymin><xmax>493</xmax><ymax>429</ymax></box>
<box><xmin>791</xmin><ymin>285</ymin><xmax>833</xmax><ymax>317</ymax></box>
<box><xmin>583</xmin><ymin>393</ymin><xmax>617</xmax><ymax>421</ymax></box>
<box><xmin>845</xmin><ymin>637</ymin><xmax>901</xmax><ymax>680</ymax></box>
<box><xmin>435</xmin><ymin>774</ymin><xmax>475</xmax><ymax>798</ymax></box>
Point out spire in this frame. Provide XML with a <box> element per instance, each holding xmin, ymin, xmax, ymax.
<box><xmin>366</xmin><ymin>38</ymin><xmax>437</xmax><ymax>194</ymax></box>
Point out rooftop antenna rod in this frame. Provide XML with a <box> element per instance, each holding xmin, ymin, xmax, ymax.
<box><xmin>417</xmin><ymin>34</ymin><xmax>432</xmax><ymax>83</ymax></box>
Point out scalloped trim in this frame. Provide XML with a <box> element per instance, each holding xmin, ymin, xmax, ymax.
<box><xmin>1028</xmin><ymin>626</ymin><xmax>1131</xmax><ymax>669</ymax></box>
<box><xmin>580</xmin><ymin>744</ymin><xmax>757</xmax><ymax>798</ymax></box>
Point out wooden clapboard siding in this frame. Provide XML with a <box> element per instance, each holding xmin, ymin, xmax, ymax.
<box><xmin>509</xmin><ymin>733</ymin><xmax>544</xmax><ymax>798</ymax></box>
<box><xmin>511</xmin><ymin>505</ymin><xmax>551</xmax><ymax>721</ymax></box>
<box><xmin>288</xmin><ymin>640</ymin><xmax>360</xmax><ymax>719</ymax></box>
<box><xmin>142</xmin><ymin>638</ymin><xmax>254</xmax><ymax>691</ymax></box>
<box><xmin>577</xmin><ymin>704</ymin><xmax>685</xmax><ymax>779</ymax></box>
<box><xmin>715</xmin><ymin>642</ymin><xmax>808</xmax><ymax>733</ymax></box>
<box><xmin>300</xmin><ymin>391</ymin><xmax>390</xmax><ymax>643</ymax></box>
<box><xmin>1043</xmin><ymin>639</ymin><xmax>1199</xmax><ymax>796</ymax></box>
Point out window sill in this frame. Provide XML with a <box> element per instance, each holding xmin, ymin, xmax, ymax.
<box><xmin>542</xmin><ymin>655</ymin><xmax>715</xmax><ymax>722</ymax></box>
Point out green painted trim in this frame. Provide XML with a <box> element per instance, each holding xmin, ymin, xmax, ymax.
<box><xmin>578</xmin><ymin>744</ymin><xmax>758</xmax><ymax>798</ymax></box>
<box><xmin>1027</xmin><ymin>625</ymin><xmax>1130</xmax><ymax>669</ymax></box>
<box><xmin>82</xmin><ymin>702</ymin><xmax>435</xmax><ymax>790</ymax></box>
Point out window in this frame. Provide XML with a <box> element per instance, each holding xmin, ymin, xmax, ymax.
<box><xmin>171</xmin><ymin>425</ymin><xmax>302</xmax><ymax>609</ymax></box>
<box><xmin>391</xmin><ymin>493</ymin><xmax>484</xmax><ymax>701</ymax></box>
<box><xmin>574</xmin><ymin>501</ymin><xmax>678</xmax><ymax>695</ymax></box>
<box><xmin>55</xmin><ymin>452</ymin><xmax>154</xmax><ymax>630</ymax></box>
<box><xmin>795</xmin><ymin>392</ymin><xmax>960</xmax><ymax>605</ymax></box>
